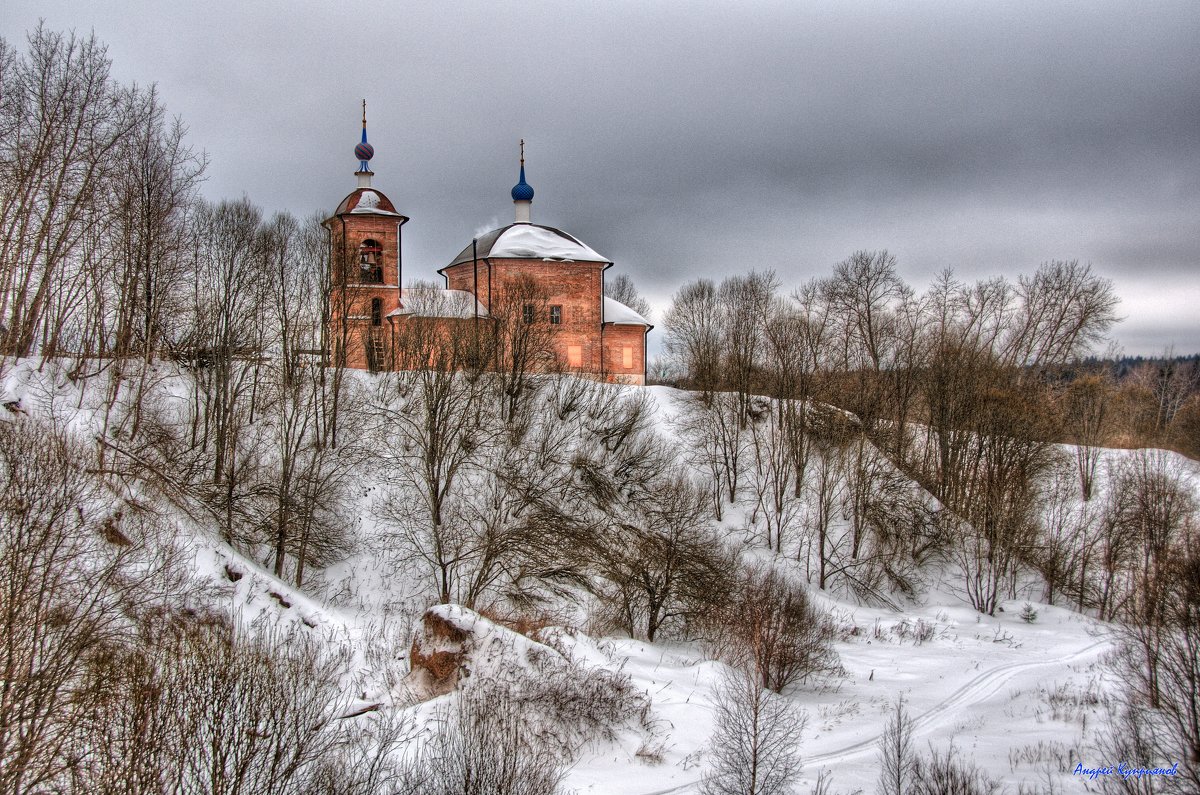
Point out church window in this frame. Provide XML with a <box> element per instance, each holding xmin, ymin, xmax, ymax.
<box><xmin>370</xmin><ymin>297</ymin><xmax>382</xmax><ymax>326</ymax></box>
<box><xmin>568</xmin><ymin>345</ymin><xmax>582</xmax><ymax>368</ymax></box>
<box><xmin>358</xmin><ymin>239</ymin><xmax>384</xmax><ymax>283</ymax></box>
<box><xmin>523</xmin><ymin>304</ymin><xmax>535</xmax><ymax>324</ymax></box>
<box><xmin>622</xmin><ymin>346</ymin><xmax>633</xmax><ymax>369</ymax></box>
<box><xmin>549</xmin><ymin>305</ymin><xmax>562</xmax><ymax>325</ymax></box>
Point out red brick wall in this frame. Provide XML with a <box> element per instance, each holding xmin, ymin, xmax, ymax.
<box><xmin>443</xmin><ymin>261</ymin><xmax>488</xmax><ymax>303</ymax></box>
<box><xmin>601</xmin><ymin>324</ymin><xmax>647</xmax><ymax>385</ymax></box>
<box><xmin>445</xmin><ymin>259</ymin><xmax>609</xmax><ymax>374</ymax></box>
<box><xmin>328</xmin><ymin>214</ymin><xmax>405</xmax><ymax>370</ymax></box>
<box><xmin>500</xmin><ymin>260</ymin><xmax>604</xmax><ymax>373</ymax></box>
<box><xmin>337</xmin><ymin>245</ymin><xmax>648</xmax><ymax>382</ymax></box>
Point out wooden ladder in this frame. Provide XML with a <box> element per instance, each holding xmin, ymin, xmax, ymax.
<box><xmin>368</xmin><ymin>334</ymin><xmax>386</xmax><ymax>371</ymax></box>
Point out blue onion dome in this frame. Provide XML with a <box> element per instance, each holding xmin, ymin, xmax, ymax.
<box><xmin>354</xmin><ymin>141</ymin><xmax>374</xmax><ymax>162</ymax></box>
<box><xmin>511</xmin><ymin>163</ymin><xmax>534</xmax><ymax>201</ymax></box>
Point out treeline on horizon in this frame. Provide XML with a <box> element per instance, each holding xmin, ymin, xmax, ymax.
<box><xmin>653</xmin><ymin>256</ymin><xmax>1199</xmax><ymax>462</ymax></box>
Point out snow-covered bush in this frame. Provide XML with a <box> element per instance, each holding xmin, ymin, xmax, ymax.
<box><xmin>419</xmin><ymin>640</ymin><xmax>654</xmax><ymax>795</ymax></box>
<box><xmin>511</xmin><ymin>650</ymin><xmax>653</xmax><ymax>757</ymax></box>
<box><xmin>908</xmin><ymin>747</ymin><xmax>1002</xmax><ymax>795</ymax></box>
<box><xmin>97</xmin><ymin>619</ymin><xmax>352</xmax><ymax>793</ymax></box>
<box><xmin>421</xmin><ymin>679</ymin><xmax>568</xmax><ymax>795</ymax></box>
<box><xmin>408</xmin><ymin>605</ymin><xmax>654</xmax><ymax>774</ymax></box>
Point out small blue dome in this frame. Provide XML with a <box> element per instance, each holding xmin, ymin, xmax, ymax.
<box><xmin>511</xmin><ymin>164</ymin><xmax>534</xmax><ymax>202</ymax></box>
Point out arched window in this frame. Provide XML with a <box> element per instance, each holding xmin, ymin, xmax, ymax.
<box><xmin>358</xmin><ymin>239</ymin><xmax>384</xmax><ymax>284</ymax></box>
<box><xmin>370</xmin><ymin>297</ymin><xmax>382</xmax><ymax>326</ymax></box>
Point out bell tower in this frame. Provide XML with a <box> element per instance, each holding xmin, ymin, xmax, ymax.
<box><xmin>323</xmin><ymin>101</ymin><xmax>408</xmax><ymax>371</ymax></box>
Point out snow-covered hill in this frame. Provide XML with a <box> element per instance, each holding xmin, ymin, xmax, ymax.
<box><xmin>4</xmin><ymin>358</ymin><xmax>1193</xmax><ymax>794</ymax></box>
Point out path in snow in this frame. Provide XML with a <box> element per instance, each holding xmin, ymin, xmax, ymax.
<box><xmin>635</xmin><ymin>639</ymin><xmax>1110</xmax><ymax>795</ymax></box>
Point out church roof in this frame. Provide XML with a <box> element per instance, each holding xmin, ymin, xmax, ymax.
<box><xmin>444</xmin><ymin>223</ymin><xmax>610</xmax><ymax>270</ymax></box>
<box><xmin>603</xmin><ymin>297</ymin><xmax>652</xmax><ymax>327</ymax></box>
<box><xmin>331</xmin><ymin>188</ymin><xmax>406</xmax><ymax>218</ymax></box>
<box><xmin>387</xmin><ymin>288</ymin><xmax>489</xmax><ymax>319</ymax></box>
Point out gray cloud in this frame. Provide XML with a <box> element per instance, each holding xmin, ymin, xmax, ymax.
<box><xmin>4</xmin><ymin>0</ymin><xmax>1197</xmax><ymax>353</ymax></box>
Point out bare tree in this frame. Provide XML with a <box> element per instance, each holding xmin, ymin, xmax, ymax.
<box><xmin>835</xmin><ymin>436</ymin><xmax>931</xmax><ymax>603</ymax></box>
<box><xmin>486</xmin><ymin>274</ymin><xmax>559</xmax><ymax>427</ymax></box>
<box><xmin>594</xmin><ymin>470</ymin><xmax>735</xmax><ymax>642</ymax></box>
<box><xmin>375</xmin><ymin>287</ymin><xmax>497</xmax><ymax>603</ymax></box>
<box><xmin>701</xmin><ymin>667</ymin><xmax>807</xmax><ymax>795</ymax></box>
<box><xmin>720</xmin><ymin>270</ymin><xmax>779</xmax><ymax>422</ymax></box>
<box><xmin>1101</xmin><ymin>543</ymin><xmax>1200</xmax><ymax>794</ymax></box>
<box><xmin>877</xmin><ymin>697</ymin><xmax>916</xmax><ymax>795</ymax></box>
<box><xmin>676</xmin><ymin>391</ymin><xmax>748</xmax><ymax>518</ymax></box>
<box><xmin>1062</xmin><ymin>369</ymin><xmax>1114</xmax><ymax>500</ymax></box>
<box><xmin>1129</xmin><ymin>349</ymin><xmax>1200</xmax><ymax>437</ymax></box>
<box><xmin>762</xmin><ymin>289</ymin><xmax>827</xmax><ymax>498</ymax></box>
<box><xmin>803</xmin><ymin>441</ymin><xmax>843</xmax><ymax>591</ymax></box>
<box><xmin>604</xmin><ymin>272</ymin><xmax>653</xmax><ymax>321</ymax></box>
<box><xmin>0</xmin><ymin>26</ymin><xmax>138</xmax><ymax>358</ymax></box>
<box><xmin>707</xmin><ymin>564</ymin><xmax>841</xmax><ymax>693</ymax></box>
<box><xmin>1002</xmin><ymin>260</ymin><xmax>1119</xmax><ymax>372</ymax></box>
<box><xmin>183</xmin><ymin>198</ymin><xmax>273</xmax><ymax>544</ymax></box>
<box><xmin>747</xmin><ymin>395</ymin><xmax>802</xmax><ymax>552</ymax></box>
<box><xmin>1106</xmin><ymin>451</ymin><xmax>1197</xmax><ymax>703</ymax></box>
<box><xmin>913</xmin><ymin>272</ymin><xmax>1062</xmax><ymax>614</ymax></box>
<box><xmin>1034</xmin><ymin>461</ymin><xmax>1102</xmax><ymax>607</ymax></box>
<box><xmin>819</xmin><ymin>250</ymin><xmax>905</xmax><ymax>438</ymax></box>
<box><xmin>106</xmin><ymin>86</ymin><xmax>205</xmax><ymax>361</ymax></box>
<box><xmin>664</xmin><ymin>279</ymin><xmax>723</xmax><ymax>394</ymax></box>
<box><xmin>261</xmin><ymin>212</ymin><xmax>354</xmax><ymax>583</ymax></box>
<box><xmin>0</xmin><ymin>418</ymin><xmax>182</xmax><ymax>794</ymax></box>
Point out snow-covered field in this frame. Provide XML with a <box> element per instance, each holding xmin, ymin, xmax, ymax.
<box><xmin>4</xmin><ymin>359</ymin><xmax>1189</xmax><ymax>793</ymax></box>
<box><xmin>567</xmin><ymin>602</ymin><xmax>1109</xmax><ymax>794</ymax></box>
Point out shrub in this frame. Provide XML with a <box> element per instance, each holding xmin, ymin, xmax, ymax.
<box><xmin>707</xmin><ymin>564</ymin><xmax>841</xmax><ymax>692</ymax></box>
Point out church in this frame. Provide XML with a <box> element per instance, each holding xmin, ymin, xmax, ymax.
<box><xmin>322</xmin><ymin>111</ymin><xmax>652</xmax><ymax>384</ymax></box>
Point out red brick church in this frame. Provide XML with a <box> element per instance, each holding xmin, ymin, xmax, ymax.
<box><xmin>323</xmin><ymin>112</ymin><xmax>652</xmax><ymax>384</ymax></box>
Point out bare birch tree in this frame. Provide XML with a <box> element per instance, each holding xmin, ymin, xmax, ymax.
<box><xmin>701</xmin><ymin>667</ymin><xmax>807</xmax><ymax>795</ymax></box>
<box><xmin>0</xmin><ymin>26</ymin><xmax>140</xmax><ymax>358</ymax></box>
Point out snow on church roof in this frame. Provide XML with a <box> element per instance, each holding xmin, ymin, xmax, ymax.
<box><xmin>387</xmin><ymin>288</ymin><xmax>489</xmax><ymax>319</ymax></box>
<box><xmin>444</xmin><ymin>224</ymin><xmax>610</xmax><ymax>269</ymax></box>
<box><xmin>603</xmin><ymin>297</ymin><xmax>651</xmax><ymax>327</ymax></box>
<box><xmin>330</xmin><ymin>187</ymin><xmax>406</xmax><ymax>218</ymax></box>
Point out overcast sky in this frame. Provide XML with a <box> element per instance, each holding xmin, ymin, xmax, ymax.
<box><xmin>5</xmin><ymin>1</ymin><xmax>1198</xmax><ymax>355</ymax></box>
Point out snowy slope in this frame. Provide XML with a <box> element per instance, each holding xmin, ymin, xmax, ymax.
<box><xmin>6</xmin><ymin>359</ymin><xmax>1185</xmax><ymax>793</ymax></box>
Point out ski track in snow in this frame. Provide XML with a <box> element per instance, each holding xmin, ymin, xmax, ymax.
<box><xmin>634</xmin><ymin>638</ymin><xmax>1110</xmax><ymax>795</ymax></box>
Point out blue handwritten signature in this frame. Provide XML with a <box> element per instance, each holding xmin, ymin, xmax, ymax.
<box><xmin>1073</xmin><ymin>762</ymin><xmax>1180</xmax><ymax>781</ymax></box>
